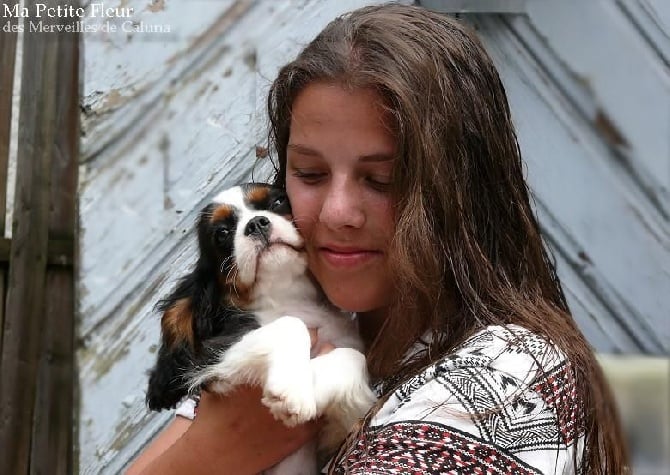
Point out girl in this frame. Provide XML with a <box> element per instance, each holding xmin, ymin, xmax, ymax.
<box><xmin>128</xmin><ymin>4</ymin><xmax>628</xmax><ymax>474</ymax></box>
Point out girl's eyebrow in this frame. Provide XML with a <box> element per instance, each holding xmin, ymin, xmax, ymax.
<box><xmin>359</xmin><ymin>153</ymin><xmax>395</xmax><ymax>163</ymax></box>
<box><xmin>287</xmin><ymin>143</ymin><xmax>394</xmax><ymax>163</ymax></box>
<box><xmin>287</xmin><ymin>143</ymin><xmax>321</xmax><ymax>156</ymax></box>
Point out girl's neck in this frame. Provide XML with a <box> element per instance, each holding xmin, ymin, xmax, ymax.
<box><xmin>357</xmin><ymin>307</ymin><xmax>389</xmax><ymax>350</ymax></box>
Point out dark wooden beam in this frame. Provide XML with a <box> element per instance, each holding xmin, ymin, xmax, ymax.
<box><xmin>0</xmin><ymin>1</ymin><xmax>78</xmax><ymax>473</ymax></box>
<box><xmin>30</xmin><ymin>11</ymin><xmax>79</xmax><ymax>472</ymax></box>
<box><xmin>0</xmin><ymin>0</ymin><xmax>18</xmax><ymax>238</ymax></box>
<box><xmin>0</xmin><ymin>0</ymin><xmax>19</xmax><ymax>372</ymax></box>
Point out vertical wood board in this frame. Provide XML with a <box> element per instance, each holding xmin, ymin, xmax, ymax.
<box><xmin>0</xmin><ymin>13</ymin><xmax>57</xmax><ymax>475</ymax></box>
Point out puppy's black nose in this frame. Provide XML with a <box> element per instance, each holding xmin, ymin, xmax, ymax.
<box><xmin>244</xmin><ymin>216</ymin><xmax>271</xmax><ymax>237</ymax></box>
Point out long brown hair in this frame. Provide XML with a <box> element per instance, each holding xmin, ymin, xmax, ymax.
<box><xmin>266</xmin><ymin>4</ymin><xmax>627</xmax><ymax>473</ymax></box>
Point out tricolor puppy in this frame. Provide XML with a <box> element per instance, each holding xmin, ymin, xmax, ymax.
<box><xmin>146</xmin><ymin>183</ymin><xmax>376</xmax><ymax>474</ymax></box>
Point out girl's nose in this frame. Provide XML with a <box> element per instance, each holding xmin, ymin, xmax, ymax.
<box><xmin>318</xmin><ymin>178</ymin><xmax>365</xmax><ymax>230</ymax></box>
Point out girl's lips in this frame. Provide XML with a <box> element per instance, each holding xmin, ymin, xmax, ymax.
<box><xmin>318</xmin><ymin>247</ymin><xmax>382</xmax><ymax>268</ymax></box>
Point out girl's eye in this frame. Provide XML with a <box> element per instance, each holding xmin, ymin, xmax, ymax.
<box><xmin>292</xmin><ymin>170</ymin><xmax>326</xmax><ymax>184</ymax></box>
<box><xmin>366</xmin><ymin>176</ymin><xmax>392</xmax><ymax>191</ymax></box>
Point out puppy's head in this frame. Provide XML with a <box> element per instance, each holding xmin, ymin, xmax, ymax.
<box><xmin>147</xmin><ymin>183</ymin><xmax>302</xmax><ymax>410</ymax></box>
<box><xmin>198</xmin><ymin>183</ymin><xmax>305</xmax><ymax>306</ymax></box>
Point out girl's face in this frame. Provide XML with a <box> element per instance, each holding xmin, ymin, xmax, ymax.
<box><xmin>286</xmin><ymin>82</ymin><xmax>396</xmax><ymax>316</ymax></box>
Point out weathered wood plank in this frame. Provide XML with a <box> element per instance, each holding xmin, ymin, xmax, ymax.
<box><xmin>0</xmin><ymin>267</ymin><xmax>5</xmax><ymax>362</ymax></box>
<box><xmin>0</xmin><ymin>1</ymin><xmax>78</xmax><ymax>473</ymax></box>
<box><xmin>0</xmin><ymin>1</ymin><xmax>18</xmax><ymax>238</ymax></box>
<box><xmin>30</xmin><ymin>270</ymin><xmax>75</xmax><ymax>475</ymax></box>
<box><xmin>0</xmin><ymin>237</ymin><xmax>74</xmax><ymax>266</ymax></box>
<box><xmin>28</xmin><ymin>13</ymin><xmax>79</xmax><ymax>474</ymax></box>
<box><xmin>472</xmin><ymin>14</ymin><xmax>669</xmax><ymax>353</ymax></box>
<box><xmin>418</xmin><ymin>0</ymin><xmax>530</xmax><ymax>13</ymax></box>
<box><xmin>77</xmin><ymin>0</ymin><xmax>268</xmax><ymax>470</ymax></box>
<box><xmin>523</xmin><ymin>0</ymin><xmax>670</xmax><ymax>218</ymax></box>
<box><xmin>80</xmin><ymin>0</ymin><xmax>246</xmax><ymax>167</ymax></box>
<box><xmin>616</xmin><ymin>0</ymin><xmax>670</xmax><ymax>70</ymax></box>
<box><xmin>78</xmin><ymin>0</ymin><xmax>256</xmax><ymax>337</ymax></box>
<box><xmin>0</xmin><ymin>50</ymin><xmax>52</xmax><ymax>475</ymax></box>
<box><xmin>0</xmin><ymin>1</ymin><xmax>19</xmax><ymax>361</ymax></box>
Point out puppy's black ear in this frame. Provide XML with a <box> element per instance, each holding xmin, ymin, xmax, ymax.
<box><xmin>188</xmin><ymin>268</ymin><xmax>220</xmax><ymax>344</ymax></box>
<box><xmin>147</xmin><ymin>204</ymin><xmax>224</xmax><ymax>410</ymax></box>
<box><xmin>146</xmin><ymin>341</ymin><xmax>194</xmax><ymax>411</ymax></box>
<box><xmin>190</xmin><ymin>203</ymin><xmax>225</xmax><ymax>341</ymax></box>
<box><xmin>146</xmin><ymin>293</ymin><xmax>198</xmax><ymax>410</ymax></box>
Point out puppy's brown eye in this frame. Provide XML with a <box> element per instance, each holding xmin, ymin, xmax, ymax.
<box><xmin>214</xmin><ymin>227</ymin><xmax>231</xmax><ymax>246</ymax></box>
<box><xmin>270</xmin><ymin>195</ymin><xmax>290</xmax><ymax>214</ymax></box>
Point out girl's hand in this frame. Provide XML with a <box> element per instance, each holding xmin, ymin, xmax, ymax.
<box><xmin>135</xmin><ymin>386</ymin><xmax>320</xmax><ymax>475</ymax></box>
<box><xmin>131</xmin><ymin>328</ymin><xmax>332</xmax><ymax>475</ymax></box>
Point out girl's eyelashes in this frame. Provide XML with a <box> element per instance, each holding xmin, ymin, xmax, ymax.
<box><xmin>365</xmin><ymin>176</ymin><xmax>392</xmax><ymax>191</ymax></box>
<box><xmin>291</xmin><ymin>169</ymin><xmax>392</xmax><ymax>192</ymax></box>
<box><xmin>291</xmin><ymin>169</ymin><xmax>327</xmax><ymax>184</ymax></box>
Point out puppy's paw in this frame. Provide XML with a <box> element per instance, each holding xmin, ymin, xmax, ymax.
<box><xmin>262</xmin><ymin>374</ymin><xmax>317</xmax><ymax>427</ymax></box>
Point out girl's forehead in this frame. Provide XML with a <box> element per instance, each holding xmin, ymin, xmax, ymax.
<box><xmin>289</xmin><ymin>84</ymin><xmax>396</xmax><ymax>142</ymax></box>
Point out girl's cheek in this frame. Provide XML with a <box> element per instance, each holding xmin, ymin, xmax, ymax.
<box><xmin>288</xmin><ymin>187</ymin><xmax>321</xmax><ymax>224</ymax></box>
<box><xmin>294</xmin><ymin>212</ymin><xmax>316</xmax><ymax>238</ymax></box>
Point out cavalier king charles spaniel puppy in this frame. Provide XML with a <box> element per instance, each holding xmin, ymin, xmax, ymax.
<box><xmin>146</xmin><ymin>183</ymin><xmax>376</xmax><ymax>474</ymax></box>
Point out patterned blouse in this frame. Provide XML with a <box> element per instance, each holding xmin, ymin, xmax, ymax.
<box><xmin>329</xmin><ymin>325</ymin><xmax>585</xmax><ymax>475</ymax></box>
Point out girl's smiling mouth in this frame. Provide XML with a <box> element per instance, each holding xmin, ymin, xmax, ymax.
<box><xmin>318</xmin><ymin>245</ymin><xmax>383</xmax><ymax>268</ymax></box>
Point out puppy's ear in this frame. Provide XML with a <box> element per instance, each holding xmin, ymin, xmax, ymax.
<box><xmin>146</xmin><ymin>291</ymin><xmax>197</xmax><ymax>410</ymax></box>
<box><xmin>147</xmin><ymin>204</ymin><xmax>224</xmax><ymax>410</ymax></box>
<box><xmin>147</xmin><ymin>258</ymin><xmax>221</xmax><ymax>410</ymax></box>
<box><xmin>188</xmin><ymin>269</ymin><xmax>220</xmax><ymax>344</ymax></box>
<box><xmin>190</xmin><ymin>203</ymin><xmax>225</xmax><ymax>341</ymax></box>
<box><xmin>156</xmin><ymin>252</ymin><xmax>220</xmax><ymax>348</ymax></box>
<box><xmin>146</xmin><ymin>339</ymin><xmax>194</xmax><ymax>410</ymax></box>
<box><xmin>159</xmin><ymin>297</ymin><xmax>195</xmax><ymax>349</ymax></box>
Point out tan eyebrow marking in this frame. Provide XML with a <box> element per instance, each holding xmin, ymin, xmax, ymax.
<box><xmin>245</xmin><ymin>185</ymin><xmax>270</xmax><ymax>206</ymax></box>
<box><xmin>211</xmin><ymin>204</ymin><xmax>233</xmax><ymax>222</ymax></box>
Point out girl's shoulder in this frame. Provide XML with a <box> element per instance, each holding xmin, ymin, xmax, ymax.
<box><xmin>380</xmin><ymin>324</ymin><xmax>570</xmax><ymax>408</ymax></box>
<box><xmin>378</xmin><ymin>325</ymin><xmax>576</xmax><ymax>419</ymax></box>
<box><xmin>352</xmin><ymin>325</ymin><xmax>583</xmax><ymax>474</ymax></box>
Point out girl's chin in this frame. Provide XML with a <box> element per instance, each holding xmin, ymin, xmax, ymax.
<box><xmin>322</xmin><ymin>285</ymin><xmax>390</xmax><ymax>314</ymax></box>
<box><xmin>311</xmin><ymin>261</ymin><xmax>392</xmax><ymax>312</ymax></box>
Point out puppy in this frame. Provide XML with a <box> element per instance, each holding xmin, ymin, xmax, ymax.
<box><xmin>146</xmin><ymin>183</ymin><xmax>376</xmax><ymax>474</ymax></box>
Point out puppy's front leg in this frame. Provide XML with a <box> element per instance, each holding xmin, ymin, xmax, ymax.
<box><xmin>310</xmin><ymin>348</ymin><xmax>377</xmax><ymax>452</ymax></box>
<box><xmin>261</xmin><ymin>316</ymin><xmax>316</xmax><ymax>426</ymax></box>
<box><xmin>194</xmin><ymin>316</ymin><xmax>316</xmax><ymax>426</ymax></box>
